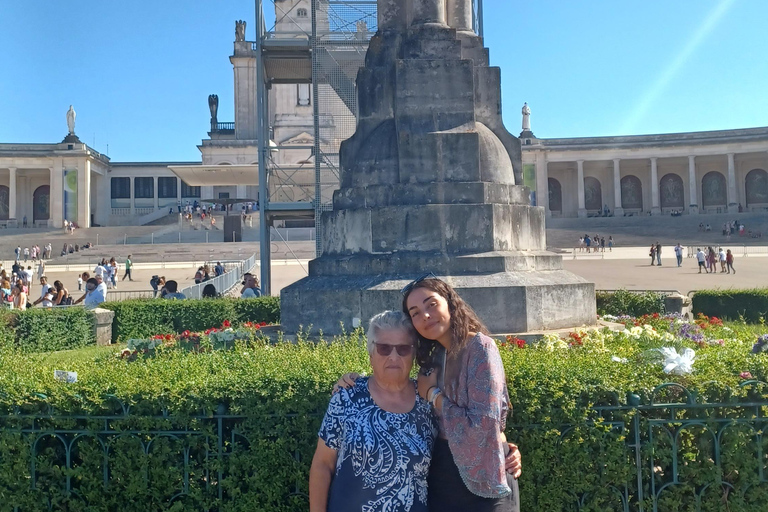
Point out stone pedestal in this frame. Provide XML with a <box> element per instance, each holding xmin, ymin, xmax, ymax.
<box><xmin>651</xmin><ymin>207</ymin><xmax>661</xmax><ymax>216</ymax></box>
<box><xmin>91</xmin><ymin>308</ymin><xmax>115</xmax><ymax>346</ymax></box>
<box><xmin>577</xmin><ymin>209</ymin><xmax>588</xmax><ymax>218</ymax></box>
<box><xmin>614</xmin><ymin>207</ymin><xmax>624</xmax><ymax>217</ymax></box>
<box><xmin>281</xmin><ymin>13</ymin><xmax>595</xmax><ymax>334</ymax></box>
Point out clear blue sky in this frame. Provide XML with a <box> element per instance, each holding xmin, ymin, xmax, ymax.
<box><xmin>1</xmin><ymin>0</ymin><xmax>766</xmax><ymax>162</ymax></box>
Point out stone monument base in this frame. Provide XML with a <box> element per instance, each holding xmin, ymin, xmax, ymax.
<box><xmin>281</xmin><ymin>261</ymin><xmax>596</xmax><ymax>335</ymax></box>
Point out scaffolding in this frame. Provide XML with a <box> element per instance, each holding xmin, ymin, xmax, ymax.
<box><xmin>254</xmin><ymin>0</ymin><xmax>483</xmax><ymax>294</ymax></box>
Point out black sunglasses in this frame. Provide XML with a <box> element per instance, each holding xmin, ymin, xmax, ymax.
<box><xmin>374</xmin><ymin>342</ymin><xmax>414</xmax><ymax>357</ymax></box>
<box><xmin>400</xmin><ymin>272</ymin><xmax>437</xmax><ymax>295</ymax></box>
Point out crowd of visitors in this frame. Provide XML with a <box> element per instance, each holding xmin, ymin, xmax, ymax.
<box><xmin>578</xmin><ymin>234</ymin><xmax>614</xmax><ymax>253</ymax></box>
<box><xmin>695</xmin><ymin>247</ymin><xmax>736</xmax><ymax>274</ymax></box>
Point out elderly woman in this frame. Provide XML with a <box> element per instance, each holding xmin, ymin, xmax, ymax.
<box><xmin>309</xmin><ymin>311</ymin><xmax>437</xmax><ymax>512</ymax></box>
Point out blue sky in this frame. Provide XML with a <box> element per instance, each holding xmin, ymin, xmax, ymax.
<box><xmin>1</xmin><ymin>0</ymin><xmax>766</xmax><ymax>162</ymax></box>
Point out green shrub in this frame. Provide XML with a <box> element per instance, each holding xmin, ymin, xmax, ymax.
<box><xmin>693</xmin><ymin>288</ymin><xmax>768</xmax><ymax>323</ymax></box>
<box><xmin>102</xmin><ymin>297</ymin><xmax>281</xmax><ymax>342</ymax></box>
<box><xmin>596</xmin><ymin>289</ymin><xmax>665</xmax><ymax>316</ymax></box>
<box><xmin>0</xmin><ymin>319</ymin><xmax>766</xmax><ymax>510</ymax></box>
<box><xmin>0</xmin><ymin>307</ymin><xmax>94</xmax><ymax>353</ymax></box>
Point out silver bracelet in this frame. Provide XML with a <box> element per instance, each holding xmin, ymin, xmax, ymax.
<box><xmin>429</xmin><ymin>389</ymin><xmax>442</xmax><ymax>407</ymax></box>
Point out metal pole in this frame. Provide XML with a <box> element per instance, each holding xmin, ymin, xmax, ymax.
<box><xmin>151</xmin><ymin>232</ymin><xmax>154</xmax><ymax>245</ymax></box>
<box><xmin>311</xmin><ymin>0</ymin><xmax>322</xmax><ymax>258</ymax></box>
<box><xmin>96</xmin><ymin>233</ymin><xmax>99</xmax><ymax>246</ymax></box>
<box><xmin>256</xmin><ymin>0</ymin><xmax>271</xmax><ymax>295</ymax></box>
<box><xmin>124</xmin><ymin>233</ymin><xmax>127</xmax><ymax>245</ymax></box>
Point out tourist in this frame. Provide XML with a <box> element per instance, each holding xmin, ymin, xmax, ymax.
<box><xmin>37</xmin><ymin>259</ymin><xmax>45</xmax><ymax>281</ymax></box>
<box><xmin>77</xmin><ymin>274</ymin><xmax>83</xmax><ymax>291</ymax></box>
<box><xmin>122</xmin><ymin>254</ymin><xmax>133</xmax><ymax>281</ymax></box>
<box><xmin>102</xmin><ymin>260</ymin><xmax>114</xmax><ymax>289</ymax></box>
<box><xmin>310</xmin><ymin>311</ymin><xmax>437</xmax><ymax>512</ymax></box>
<box><xmin>32</xmin><ymin>277</ymin><xmax>52</xmax><ymax>307</ymax></box>
<box><xmin>600</xmin><ymin>237</ymin><xmax>606</xmax><ymax>252</ymax></box>
<box><xmin>24</xmin><ymin>266</ymin><xmax>34</xmax><ymax>286</ymax></box>
<box><xmin>94</xmin><ymin>260</ymin><xmax>106</xmax><ymax>280</ymax></box>
<box><xmin>12</xmin><ymin>282</ymin><xmax>27</xmax><ymax>310</ymax></box>
<box><xmin>14</xmin><ymin>246</ymin><xmax>20</xmax><ymax>260</ymax></box>
<box><xmin>51</xmin><ymin>280</ymin><xmax>70</xmax><ymax>306</ymax></box>
<box><xmin>40</xmin><ymin>290</ymin><xmax>54</xmax><ymax>307</ymax></box>
<box><xmin>578</xmin><ymin>237</ymin><xmax>584</xmax><ymax>252</ymax></box>
<box><xmin>23</xmin><ymin>247</ymin><xmax>29</xmax><ymax>262</ymax></box>
<box><xmin>202</xmin><ymin>283</ymin><xmax>218</xmax><ymax>298</ymax></box>
<box><xmin>696</xmin><ymin>248</ymin><xmax>707</xmax><ymax>274</ymax></box>
<box><xmin>81</xmin><ymin>278</ymin><xmax>105</xmax><ymax>309</ymax></box>
<box><xmin>674</xmin><ymin>243</ymin><xmax>684</xmax><ymax>267</ymax></box>
<box><xmin>109</xmin><ymin>257</ymin><xmax>119</xmax><ymax>289</ymax></box>
<box><xmin>707</xmin><ymin>247</ymin><xmax>717</xmax><ymax>274</ymax></box>
<box><xmin>45</xmin><ymin>243</ymin><xmax>52</xmax><ymax>259</ymax></box>
<box><xmin>718</xmin><ymin>248</ymin><xmax>727</xmax><ymax>273</ymax></box>
<box><xmin>585</xmin><ymin>235</ymin><xmax>591</xmax><ymax>253</ymax></box>
<box><xmin>162</xmin><ymin>280</ymin><xmax>186</xmax><ymax>300</ymax></box>
<box><xmin>0</xmin><ymin>279</ymin><xmax>11</xmax><ymax>304</ymax></box>
<box><xmin>240</xmin><ymin>274</ymin><xmax>262</xmax><ymax>298</ymax></box>
<box><xmin>649</xmin><ymin>244</ymin><xmax>656</xmax><ymax>266</ymax></box>
<box><xmin>95</xmin><ymin>274</ymin><xmax>108</xmax><ymax>299</ymax></box>
<box><xmin>194</xmin><ymin>266</ymin><xmax>205</xmax><ymax>284</ymax></box>
<box><xmin>655</xmin><ymin>242</ymin><xmax>662</xmax><ymax>266</ymax></box>
<box><xmin>726</xmin><ymin>249</ymin><xmax>736</xmax><ymax>274</ymax></box>
<box><xmin>608</xmin><ymin>236</ymin><xmax>613</xmax><ymax>251</ymax></box>
<box><xmin>214</xmin><ymin>261</ymin><xmax>225</xmax><ymax>277</ymax></box>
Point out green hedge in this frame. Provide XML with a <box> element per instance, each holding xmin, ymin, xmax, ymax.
<box><xmin>0</xmin><ymin>319</ymin><xmax>767</xmax><ymax>511</ymax></box>
<box><xmin>693</xmin><ymin>288</ymin><xmax>768</xmax><ymax>322</ymax></box>
<box><xmin>596</xmin><ymin>289</ymin><xmax>666</xmax><ymax>316</ymax></box>
<box><xmin>102</xmin><ymin>296</ymin><xmax>280</xmax><ymax>342</ymax></box>
<box><xmin>0</xmin><ymin>307</ymin><xmax>94</xmax><ymax>353</ymax></box>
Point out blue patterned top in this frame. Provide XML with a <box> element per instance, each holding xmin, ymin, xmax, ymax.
<box><xmin>319</xmin><ymin>377</ymin><xmax>437</xmax><ymax>512</ymax></box>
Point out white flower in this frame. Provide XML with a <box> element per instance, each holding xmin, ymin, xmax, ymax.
<box><xmin>656</xmin><ymin>347</ymin><xmax>695</xmax><ymax>375</ymax></box>
<box><xmin>611</xmin><ymin>356</ymin><xmax>628</xmax><ymax>363</ymax></box>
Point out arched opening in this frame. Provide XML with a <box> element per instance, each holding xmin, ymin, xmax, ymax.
<box><xmin>584</xmin><ymin>177</ymin><xmax>602</xmax><ymax>212</ymax></box>
<box><xmin>33</xmin><ymin>185</ymin><xmax>50</xmax><ymax>222</ymax></box>
<box><xmin>659</xmin><ymin>173</ymin><xmax>684</xmax><ymax>210</ymax></box>
<box><xmin>620</xmin><ymin>175</ymin><xmax>643</xmax><ymax>211</ymax></box>
<box><xmin>701</xmin><ymin>171</ymin><xmax>727</xmax><ymax>210</ymax></box>
<box><xmin>745</xmin><ymin>169</ymin><xmax>768</xmax><ymax>208</ymax></box>
<box><xmin>547</xmin><ymin>178</ymin><xmax>562</xmax><ymax>215</ymax></box>
<box><xmin>0</xmin><ymin>186</ymin><xmax>8</xmax><ymax>220</ymax></box>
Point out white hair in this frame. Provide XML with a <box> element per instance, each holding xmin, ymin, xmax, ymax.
<box><xmin>366</xmin><ymin>310</ymin><xmax>417</xmax><ymax>355</ymax></box>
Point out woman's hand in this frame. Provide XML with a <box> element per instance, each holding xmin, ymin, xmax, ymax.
<box><xmin>505</xmin><ymin>443</ymin><xmax>522</xmax><ymax>479</ymax></box>
<box><xmin>332</xmin><ymin>372</ymin><xmax>360</xmax><ymax>394</ymax></box>
<box><xmin>417</xmin><ymin>371</ymin><xmax>438</xmax><ymax>401</ymax></box>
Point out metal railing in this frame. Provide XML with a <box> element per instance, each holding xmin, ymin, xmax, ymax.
<box><xmin>212</xmin><ymin>121</ymin><xmax>235</xmax><ymax>132</ymax></box>
<box><xmin>179</xmin><ymin>254</ymin><xmax>256</xmax><ymax>299</ymax></box>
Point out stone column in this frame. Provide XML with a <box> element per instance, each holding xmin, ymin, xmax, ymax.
<box><xmin>129</xmin><ymin>177</ymin><xmax>136</xmax><ymax>216</ymax></box>
<box><xmin>8</xmin><ymin>167</ymin><xmax>16</xmax><ymax>221</ymax></box>
<box><xmin>153</xmin><ymin>176</ymin><xmax>159</xmax><ymax>210</ymax></box>
<box><xmin>688</xmin><ymin>155</ymin><xmax>698</xmax><ymax>214</ymax></box>
<box><xmin>535</xmin><ymin>153</ymin><xmax>550</xmax><ymax>217</ymax></box>
<box><xmin>576</xmin><ymin>160</ymin><xmax>586</xmax><ymax>218</ymax></box>
<box><xmin>446</xmin><ymin>0</ymin><xmax>473</xmax><ymax>31</ymax></box>
<box><xmin>612</xmin><ymin>159</ymin><xmax>623</xmax><ymax>217</ymax></box>
<box><xmin>237</xmin><ymin>185</ymin><xmax>247</xmax><ymax>199</ymax></box>
<box><xmin>411</xmin><ymin>0</ymin><xmax>446</xmax><ymax>26</ymax></box>
<box><xmin>650</xmin><ymin>157</ymin><xmax>660</xmax><ymax>215</ymax></box>
<box><xmin>49</xmin><ymin>165</ymin><xmax>63</xmax><ymax>227</ymax></box>
<box><xmin>727</xmin><ymin>153</ymin><xmax>738</xmax><ymax>213</ymax></box>
<box><xmin>176</xmin><ymin>177</ymin><xmax>182</xmax><ymax>205</ymax></box>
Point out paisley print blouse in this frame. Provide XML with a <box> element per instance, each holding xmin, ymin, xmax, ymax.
<box><xmin>319</xmin><ymin>377</ymin><xmax>437</xmax><ymax>512</ymax></box>
<box><xmin>439</xmin><ymin>333</ymin><xmax>512</xmax><ymax>499</ymax></box>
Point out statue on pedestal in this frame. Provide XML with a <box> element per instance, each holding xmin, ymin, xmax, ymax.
<box><xmin>235</xmin><ymin>20</ymin><xmax>246</xmax><ymax>42</ymax></box>
<box><xmin>521</xmin><ymin>103</ymin><xmax>531</xmax><ymax>131</ymax></box>
<box><xmin>66</xmin><ymin>105</ymin><xmax>76</xmax><ymax>135</ymax></box>
<box><xmin>208</xmin><ymin>94</ymin><xmax>219</xmax><ymax>131</ymax></box>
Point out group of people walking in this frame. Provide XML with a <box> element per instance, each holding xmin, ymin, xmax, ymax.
<box><xmin>578</xmin><ymin>234</ymin><xmax>613</xmax><ymax>252</ymax></box>
<box><xmin>310</xmin><ymin>276</ymin><xmax>521</xmax><ymax>512</ymax></box>
<box><xmin>696</xmin><ymin>247</ymin><xmax>735</xmax><ymax>274</ymax></box>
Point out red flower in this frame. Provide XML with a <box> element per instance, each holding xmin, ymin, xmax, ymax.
<box><xmin>222</xmin><ymin>320</ymin><xmax>231</xmax><ymax>328</ymax></box>
<box><xmin>740</xmin><ymin>371</ymin><xmax>753</xmax><ymax>380</ymax></box>
<box><xmin>181</xmin><ymin>330</ymin><xmax>191</xmax><ymax>338</ymax></box>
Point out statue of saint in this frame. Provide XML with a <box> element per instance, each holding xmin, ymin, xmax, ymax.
<box><xmin>235</xmin><ymin>20</ymin><xmax>246</xmax><ymax>42</ymax></box>
<box><xmin>521</xmin><ymin>102</ymin><xmax>531</xmax><ymax>131</ymax></box>
<box><xmin>66</xmin><ymin>105</ymin><xmax>76</xmax><ymax>135</ymax></box>
<box><xmin>208</xmin><ymin>94</ymin><xmax>219</xmax><ymax>122</ymax></box>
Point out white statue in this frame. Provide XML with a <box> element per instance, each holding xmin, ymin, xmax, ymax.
<box><xmin>66</xmin><ymin>105</ymin><xmax>76</xmax><ymax>135</ymax></box>
<box><xmin>522</xmin><ymin>102</ymin><xmax>531</xmax><ymax>131</ymax></box>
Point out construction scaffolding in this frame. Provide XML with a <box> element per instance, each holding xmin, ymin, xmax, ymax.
<box><xmin>254</xmin><ymin>0</ymin><xmax>483</xmax><ymax>294</ymax></box>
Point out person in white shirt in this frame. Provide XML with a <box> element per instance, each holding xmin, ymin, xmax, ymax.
<box><xmin>95</xmin><ymin>275</ymin><xmax>108</xmax><ymax>299</ymax></box>
<box><xmin>674</xmin><ymin>243</ymin><xmax>684</xmax><ymax>267</ymax></box>
<box><xmin>240</xmin><ymin>274</ymin><xmax>262</xmax><ymax>298</ymax></box>
<box><xmin>23</xmin><ymin>266</ymin><xmax>34</xmax><ymax>286</ymax></box>
<box><xmin>32</xmin><ymin>277</ymin><xmax>52</xmax><ymax>306</ymax></box>
<box><xmin>41</xmin><ymin>292</ymin><xmax>54</xmax><ymax>308</ymax></box>
<box><xmin>696</xmin><ymin>248</ymin><xmax>707</xmax><ymax>274</ymax></box>
<box><xmin>82</xmin><ymin>278</ymin><xmax>105</xmax><ymax>309</ymax></box>
<box><xmin>718</xmin><ymin>248</ymin><xmax>727</xmax><ymax>273</ymax></box>
<box><xmin>94</xmin><ymin>262</ymin><xmax>105</xmax><ymax>279</ymax></box>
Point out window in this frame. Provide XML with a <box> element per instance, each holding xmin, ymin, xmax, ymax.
<box><xmin>158</xmin><ymin>177</ymin><xmax>177</xmax><ymax>199</ymax></box>
<box><xmin>111</xmin><ymin>177</ymin><xmax>130</xmax><ymax>199</ymax></box>
<box><xmin>134</xmin><ymin>177</ymin><xmax>154</xmax><ymax>198</ymax></box>
<box><xmin>218</xmin><ymin>192</ymin><xmax>230</xmax><ymax>199</ymax></box>
<box><xmin>181</xmin><ymin>182</ymin><xmax>201</xmax><ymax>198</ymax></box>
<box><xmin>297</xmin><ymin>8</ymin><xmax>308</xmax><ymax>17</ymax></box>
<box><xmin>297</xmin><ymin>84</ymin><xmax>311</xmax><ymax>106</ymax></box>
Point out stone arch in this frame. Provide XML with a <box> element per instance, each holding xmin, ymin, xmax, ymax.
<box><xmin>33</xmin><ymin>185</ymin><xmax>50</xmax><ymax>222</ymax></box>
<box><xmin>659</xmin><ymin>173</ymin><xmax>684</xmax><ymax>209</ymax></box>
<box><xmin>0</xmin><ymin>185</ymin><xmax>8</xmax><ymax>220</ymax></box>
<box><xmin>745</xmin><ymin>169</ymin><xmax>768</xmax><ymax>206</ymax></box>
<box><xmin>584</xmin><ymin>177</ymin><xmax>602</xmax><ymax>211</ymax></box>
<box><xmin>547</xmin><ymin>178</ymin><xmax>562</xmax><ymax>213</ymax></box>
<box><xmin>701</xmin><ymin>171</ymin><xmax>727</xmax><ymax>208</ymax></box>
<box><xmin>620</xmin><ymin>175</ymin><xmax>643</xmax><ymax>210</ymax></box>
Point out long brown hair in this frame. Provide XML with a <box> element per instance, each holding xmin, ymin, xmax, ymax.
<box><xmin>401</xmin><ymin>278</ymin><xmax>488</xmax><ymax>369</ymax></box>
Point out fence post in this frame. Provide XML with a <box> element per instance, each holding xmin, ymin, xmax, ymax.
<box><xmin>96</xmin><ymin>233</ymin><xmax>99</xmax><ymax>246</ymax></box>
<box><xmin>206</xmin><ymin>232</ymin><xmax>209</xmax><ymax>244</ymax></box>
<box><xmin>178</xmin><ymin>232</ymin><xmax>181</xmax><ymax>244</ymax></box>
<box><xmin>124</xmin><ymin>233</ymin><xmax>127</xmax><ymax>245</ymax></box>
<box><xmin>151</xmin><ymin>232</ymin><xmax>154</xmax><ymax>245</ymax></box>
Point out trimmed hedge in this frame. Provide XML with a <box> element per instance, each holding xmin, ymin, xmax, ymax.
<box><xmin>596</xmin><ymin>289</ymin><xmax>665</xmax><ymax>316</ymax></box>
<box><xmin>693</xmin><ymin>288</ymin><xmax>768</xmax><ymax>322</ymax></box>
<box><xmin>0</xmin><ymin>318</ymin><xmax>767</xmax><ymax>510</ymax></box>
<box><xmin>0</xmin><ymin>307</ymin><xmax>94</xmax><ymax>353</ymax></box>
<box><xmin>101</xmin><ymin>296</ymin><xmax>280</xmax><ymax>342</ymax></box>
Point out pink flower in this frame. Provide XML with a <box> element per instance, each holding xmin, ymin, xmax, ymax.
<box><xmin>740</xmin><ymin>371</ymin><xmax>753</xmax><ymax>380</ymax></box>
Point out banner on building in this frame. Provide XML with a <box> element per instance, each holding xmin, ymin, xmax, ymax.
<box><xmin>523</xmin><ymin>164</ymin><xmax>537</xmax><ymax>206</ymax></box>
<box><xmin>63</xmin><ymin>169</ymin><xmax>78</xmax><ymax>224</ymax></box>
